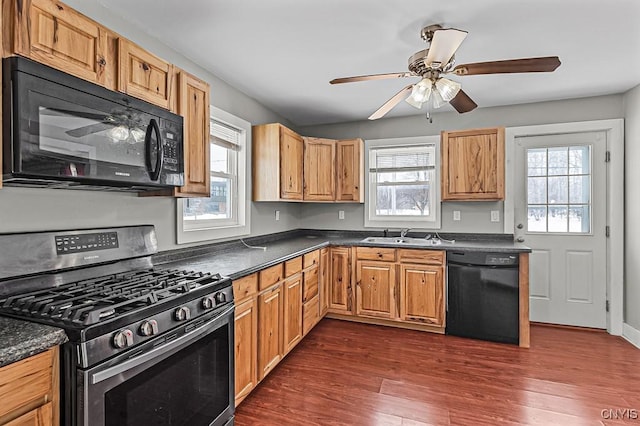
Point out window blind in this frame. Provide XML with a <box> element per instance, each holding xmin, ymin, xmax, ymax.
<box><xmin>370</xmin><ymin>145</ymin><xmax>435</xmax><ymax>173</ymax></box>
<box><xmin>211</xmin><ymin>120</ymin><xmax>242</xmax><ymax>151</ymax></box>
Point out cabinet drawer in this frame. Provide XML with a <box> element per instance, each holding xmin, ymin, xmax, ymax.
<box><xmin>303</xmin><ymin>295</ymin><xmax>320</xmax><ymax>336</ymax></box>
<box><xmin>303</xmin><ymin>250</ymin><xmax>319</xmax><ymax>268</ymax></box>
<box><xmin>259</xmin><ymin>264</ymin><xmax>283</xmax><ymax>290</ymax></box>
<box><xmin>303</xmin><ymin>268</ymin><xmax>319</xmax><ymax>303</ymax></box>
<box><xmin>5</xmin><ymin>401</ymin><xmax>52</xmax><ymax>426</ymax></box>
<box><xmin>356</xmin><ymin>247</ymin><xmax>396</xmax><ymax>262</ymax></box>
<box><xmin>284</xmin><ymin>257</ymin><xmax>302</xmax><ymax>277</ymax></box>
<box><xmin>398</xmin><ymin>249</ymin><xmax>445</xmax><ymax>265</ymax></box>
<box><xmin>233</xmin><ymin>274</ymin><xmax>258</xmax><ymax>302</ymax></box>
<box><xmin>0</xmin><ymin>349</ymin><xmax>53</xmax><ymax>419</ymax></box>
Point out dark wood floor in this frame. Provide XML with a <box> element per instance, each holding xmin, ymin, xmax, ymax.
<box><xmin>235</xmin><ymin>319</ymin><xmax>640</xmax><ymax>425</ymax></box>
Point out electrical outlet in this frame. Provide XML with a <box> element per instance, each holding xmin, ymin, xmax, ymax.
<box><xmin>275</xmin><ymin>210</ymin><xmax>280</xmax><ymax>221</ymax></box>
<box><xmin>338</xmin><ymin>210</ymin><xmax>345</xmax><ymax>220</ymax></box>
<box><xmin>491</xmin><ymin>210</ymin><xmax>500</xmax><ymax>222</ymax></box>
<box><xmin>453</xmin><ymin>210</ymin><xmax>461</xmax><ymax>221</ymax></box>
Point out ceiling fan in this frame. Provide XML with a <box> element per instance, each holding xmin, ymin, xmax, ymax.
<box><xmin>330</xmin><ymin>24</ymin><xmax>561</xmax><ymax>120</ymax></box>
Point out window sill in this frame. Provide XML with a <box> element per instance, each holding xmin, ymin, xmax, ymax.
<box><xmin>364</xmin><ymin>217</ymin><xmax>441</xmax><ymax>229</ymax></box>
<box><xmin>177</xmin><ymin>222</ymin><xmax>250</xmax><ymax>245</ymax></box>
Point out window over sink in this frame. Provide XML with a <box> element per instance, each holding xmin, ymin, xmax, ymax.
<box><xmin>365</xmin><ymin>135</ymin><xmax>441</xmax><ymax>229</ymax></box>
<box><xmin>176</xmin><ymin>107</ymin><xmax>250</xmax><ymax>243</ymax></box>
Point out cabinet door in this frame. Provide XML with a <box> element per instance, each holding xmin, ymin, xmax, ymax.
<box><xmin>279</xmin><ymin>126</ymin><xmax>304</xmax><ymax>200</ymax></box>
<box><xmin>319</xmin><ymin>248</ymin><xmax>329</xmax><ymax>316</ymax></box>
<box><xmin>118</xmin><ymin>39</ymin><xmax>176</xmax><ymax>110</ymax></box>
<box><xmin>399</xmin><ymin>264</ymin><xmax>444</xmax><ymax>326</ymax></box>
<box><xmin>303</xmin><ymin>138</ymin><xmax>335</xmax><ymax>201</ymax></box>
<box><xmin>336</xmin><ymin>139</ymin><xmax>364</xmax><ymax>202</ymax></box>
<box><xmin>282</xmin><ymin>275</ymin><xmax>303</xmax><ymax>354</ymax></box>
<box><xmin>234</xmin><ymin>298</ymin><xmax>257</xmax><ymax>406</ymax></box>
<box><xmin>175</xmin><ymin>71</ymin><xmax>211</xmax><ymax>197</ymax></box>
<box><xmin>328</xmin><ymin>247</ymin><xmax>352</xmax><ymax>315</ymax></box>
<box><xmin>11</xmin><ymin>0</ymin><xmax>109</xmax><ymax>85</ymax></box>
<box><xmin>257</xmin><ymin>284</ymin><xmax>283</xmax><ymax>380</ymax></box>
<box><xmin>5</xmin><ymin>402</ymin><xmax>52</xmax><ymax>426</ymax></box>
<box><xmin>441</xmin><ymin>127</ymin><xmax>505</xmax><ymax>200</ymax></box>
<box><xmin>356</xmin><ymin>261</ymin><xmax>396</xmax><ymax>319</ymax></box>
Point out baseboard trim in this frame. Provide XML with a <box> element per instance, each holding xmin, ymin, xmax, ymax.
<box><xmin>622</xmin><ymin>323</ymin><xmax>640</xmax><ymax>349</ymax></box>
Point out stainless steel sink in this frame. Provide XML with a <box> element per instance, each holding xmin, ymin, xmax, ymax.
<box><xmin>360</xmin><ymin>236</ymin><xmax>442</xmax><ymax>246</ymax></box>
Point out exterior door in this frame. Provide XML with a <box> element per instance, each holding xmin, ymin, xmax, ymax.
<box><xmin>514</xmin><ymin>131</ymin><xmax>607</xmax><ymax>328</ymax></box>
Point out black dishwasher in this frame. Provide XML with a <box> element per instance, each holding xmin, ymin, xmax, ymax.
<box><xmin>446</xmin><ymin>251</ymin><xmax>520</xmax><ymax>344</ymax></box>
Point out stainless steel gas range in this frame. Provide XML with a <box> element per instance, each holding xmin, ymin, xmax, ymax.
<box><xmin>0</xmin><ymin>226</ymin><xmax>234</xmax><ymax>426</ymax></box>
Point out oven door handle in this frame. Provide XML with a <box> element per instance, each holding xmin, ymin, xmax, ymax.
<box><xmin>91</xmin><ymin>306</ymin><xmax>233</xmax><ymax>385</ymax></box>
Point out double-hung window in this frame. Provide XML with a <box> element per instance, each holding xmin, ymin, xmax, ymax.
<box><xmin>177</xmin><ymin>107</ymin><xmax>250</xmax><ymax>243</ymax></box>
<box><xmin>365</xmin><ymin>136</ymin><xmax>441</xmax><ymax>228</ymax></box>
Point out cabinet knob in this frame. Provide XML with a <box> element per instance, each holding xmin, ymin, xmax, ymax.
<box><xmin>516</xmin><ymin>237</ymin><xmax>525</xmax><ymax>243</ymax></box>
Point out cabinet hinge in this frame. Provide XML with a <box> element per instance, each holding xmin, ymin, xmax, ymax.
<box><xmin>605</xmin><ymin>226</ymin><xmax>610</xmax><ymax>238</ymax></box>
<box><xmin>606</xmin><ymin>300</ymin><xmax>610</xmax><ymax>312</ymax></box>
<box><xmin>605</xmin><ymin>151</ymin><xmax>611</xmax><ymax>163</ymax></box>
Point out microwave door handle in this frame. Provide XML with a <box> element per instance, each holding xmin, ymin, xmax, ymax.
<box><xmin>144</xmin><ymin>119</ymin><xmax>163</xmax><ymax>181</ymax></box>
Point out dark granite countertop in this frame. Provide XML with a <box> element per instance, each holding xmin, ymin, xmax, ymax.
<box><xmin>0</xmin><ymin>317</ymin><xmax>68</xmax><ymax>368</ymax></box>
<box><xmin>155</xmin><ymin>230</ymin><xmax>530</xmax><ymax>280</ymax></box>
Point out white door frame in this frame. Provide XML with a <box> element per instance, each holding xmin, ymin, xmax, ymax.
<box><xmin>504</xmin><ymin>119</ymin><xmax>624</xmax><ymax>336</ymax></box>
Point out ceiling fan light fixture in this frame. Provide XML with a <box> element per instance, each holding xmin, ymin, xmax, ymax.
<box><xmin>435</xmin><ymin>78</ymin><xmax>461</xmax><ymax>102</ymax></box>
<box><xmin>108</xmin><ymin>125</ymin><xmax>129</xmax><ymax>142</ymax></box>
<box><xmin>408</xmin><ymin>78</ymin><xmax>432</xmax><ymax>103</ymax></box>
<box><xmin>431</xmin><ymin>89</ymin><xmax>446</xmax><ymax>109</ymax></box>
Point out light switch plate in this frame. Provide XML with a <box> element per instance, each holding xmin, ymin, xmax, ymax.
<box><xmin>338</xmin><ymin>210</ymin><xmax>345</xmax><ymax>220</ymax></box>
<box><xmin>491</xmin><ymin>210</ymin><xmax>500</xmax><ymax>222</ymax></box>
<box><xmin>275</xmin><ymin>210</ymin><xmax>280</xmax><ymax>221</ymax></box>
<box><xmin>453</xmin><ymin>211</ymin><xmax>461</xmax><ymax>221</ymax></box>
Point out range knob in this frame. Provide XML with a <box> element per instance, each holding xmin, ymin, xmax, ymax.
<box><xmin>174</xmin><ymin>306</ymin><xmax>191</xmax><ymax>321</ymax></box>
<box><xmin>201</xmin><ymin>296</ymin><xmax>215</xmax><ymax>310</ymax></box>
<box><xmin>139</xmin><ymin>319</ymin><xmax>159</xmax><ymax>336</ymax></box>
<box><xmin>112</xmin><ymin>329</ymin><xmax>134</xmax><ymax>349</ymax></box>
<box><xmin>215</xmin><ymin>292</ymin><xmax>227</xmax><ymax>305</ymax></box>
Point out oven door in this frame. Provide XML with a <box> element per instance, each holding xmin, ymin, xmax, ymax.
<box><xmin>81</xmin><ymin>306</ymin><xmax>234</xmax><ymax>426</ymax></box>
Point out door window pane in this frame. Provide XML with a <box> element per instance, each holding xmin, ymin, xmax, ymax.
<box><xmin>526</xmin><ymin>145</ymin><xmax>591</xmax><ymax>233</ymax></box>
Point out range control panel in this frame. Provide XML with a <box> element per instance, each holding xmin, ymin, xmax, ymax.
<box><xmin>55</xmin><ymin>232</ymin><xmax>119</xmax><ymax>255</ymax></box>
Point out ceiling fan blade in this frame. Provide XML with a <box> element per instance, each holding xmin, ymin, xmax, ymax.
<box><xmin>452</xmin><ymin>56</ymin><xmax>561</xmax><ymax>76</ymax></box>
<box><xmin>368</xmin><ymin>84</ymin><xmax>414</xmax><ymax>120</ymax></box>
<box><xmin>42</xmin><ymin>107</ymin><xmax>109</xmax><ymax>121</ymax></box>
<box><xmin>66</xmin><ymin>122</ymin><xmax>114</xmax><ymax>138</ymax></box>
<box><xmin>330</xmin><ymin>72</ymin><xmax>413</xmax><ymax>84</ymax></box>
<box><xmin>449</xmin><ymin>89</ymin><xmax>478</xmax><ymax>113</ymax></box>
<box><xmin>424</xmin><ymin>28</ymin><xmax>468</xmax><ymax>68</ymax></box>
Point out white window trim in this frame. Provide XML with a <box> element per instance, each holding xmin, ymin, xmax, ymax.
<box><xmin>176</xmin><ymin>106</ymin><xmax>251</xmax><ymax>244</ymax></box>
<box><xmin>364</xmin><ymin>135</ymin><xmax>441</xmax><ymax>229</ymax></box>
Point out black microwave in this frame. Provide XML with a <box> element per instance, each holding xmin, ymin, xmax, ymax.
<box><xmin>2</xmin><ymin>56</ymin><xmax>184</xmax><ymax>190</ymax></box>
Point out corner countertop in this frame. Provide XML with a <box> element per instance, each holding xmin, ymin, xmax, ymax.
<box><xmin>155</xmin><ymin>232</ymin><xmax>530</xmax><ymax>280</ymax></box>
<box><xmin>0</xmin><ymin>317</ymin><xmax>68</xmax><ymax>368</ymax></box>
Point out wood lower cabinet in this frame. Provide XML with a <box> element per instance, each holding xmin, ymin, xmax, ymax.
<box><xmin>399</xmin><ymin>264</ymin><xmax>444</xmax><ymax>326</ymax></box>
<box><xmin>0</xmin><ymin>347</ymin><xmax>59</xmax><ymax>426</ymax></box>
<box><xmin>257</xmin><ymin>283</ymin><xmax>283</xmax><ymax>380</ymax></box>
<box><xmin>441</xmin><ymin>127</ymin><xmax>505</xmax><ymax>201</ymax></box>
<box><xmin>355</xmin><ymin>261</ymin><xmax>396</xmax><ymax>319</ymax></box>
<box><xmin>328</xmin><ymin>247</ymin><xmax>352</xmax><ymax>315</ymax></box>
<box><xmin>6</xmin><ymin>0</ymin><xmax>110</xmax><ymax>86</ymax></box>
<box><xmin>118</xmin><ymin>38</ymin><xmax>176</xmax><ymax>111</ymax></box>
<box><xmin>282</xmin><ymin>275</ymin><xmax>303</xmax><ymax>354</ymax></box>
<box><xmin>233</xmin><ymin>297</ymin><xmax>257</xmax><ymax>406</ymax></box>
<box><xmin>336</xmin><ymin>139</ymin><xmax>364</xmax><ymax>202</ymax></box>
<box><xmin>319</xmin><ymin>248</ymin><xmax>329</xmax><ymax>316</ymax></box>
<box><xmin>303</xmin><ymin>137</ymin><xmax>335</xmax><ymax>201</ymax></box>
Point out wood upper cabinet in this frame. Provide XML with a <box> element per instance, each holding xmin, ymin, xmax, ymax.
<box><xmin>257</xmin><ymin>283</ymin><xmax>283</xmax><ymax>380</ymax></box>
<box><xmin>118</xmin><ymin>38</ymin><xmax>176</xmax><ymax>111</ymax></box>
<box><xmin>355</xmin><ymin>261</ymin><xmax>396</xmax><ymax>319</ymax></box>
<box><xmin>319</xmin><ymin>248</ymin><xmax>329</xmax><ymax>316</ymax></box>
<box><xmin>328</xmin><ymin>247</ymin><xmax>352</xmax><ymax>315</ymax></box>
<box><xmin>174</xmin><ymin>70</ymin><xmax>210</xmax><ymax>197</ymax></box>
<box><xmin>441</xmin><ymin>127</ymin><xmax>505</xmax><ymax>200</ymax></box>
<box><xmin>6</xmin><ymin>0</ymin><xmax>110</xmax><ymax>86</ymax></box>
<box><xmin>252</xmin><ymin>123</ymin><xmax>304</xmax><ymax>201</ymax></box>
<box><xmin>0</xmin><ymin>347</ymin><xmax>59</xmax><ymax>426</ymax></box>
<box><xmin>336</xmin><ymin>139</ymin><xmax>364</xmax><ymax>202</ymax></box>
<box><xmin>399</xmin><ymin>264</ymin><xmax>444</xmax><ymax>326</ymax></box>
<box><xmin>234</xmin><ymin>297</ymin><xmax>257</xmax><ymax>406</ymax></box>
<box><xmin>303</xmin><ymin>137</ymin><xmax>335</xmax><ymax>201</ymax></box>
<box><xmin>282</xmin><ymin>275</ymin><xmax>303</xmax><ymax>354</ymax></box>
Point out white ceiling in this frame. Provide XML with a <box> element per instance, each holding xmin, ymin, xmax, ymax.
<box><xmin>98</xmin><ymin>0</ymin><xmax>640</xmax><ymax>126</ymax></box>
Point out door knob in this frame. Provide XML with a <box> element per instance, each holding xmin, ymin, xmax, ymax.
<box><xmin>517</xmin><ymin>223</ymin><xmax>524</xmax><ymax>229</ymax></box>
<box><xmin>516</xmin><ymin>237</ymin><xmax>525</xmax><ymax>243</ymax></box>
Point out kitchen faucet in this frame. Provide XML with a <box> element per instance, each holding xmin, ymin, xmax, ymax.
<box><xmin>400</xmin><ymin>228</ymin><xmax>411</xmax><ymax>238</ymax></box>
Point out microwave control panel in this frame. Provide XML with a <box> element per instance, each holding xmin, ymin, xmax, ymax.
<box><xmin>161</xmin><ymin>119</ymin><xmax>183</xmax><ymax>172</ymax></box>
